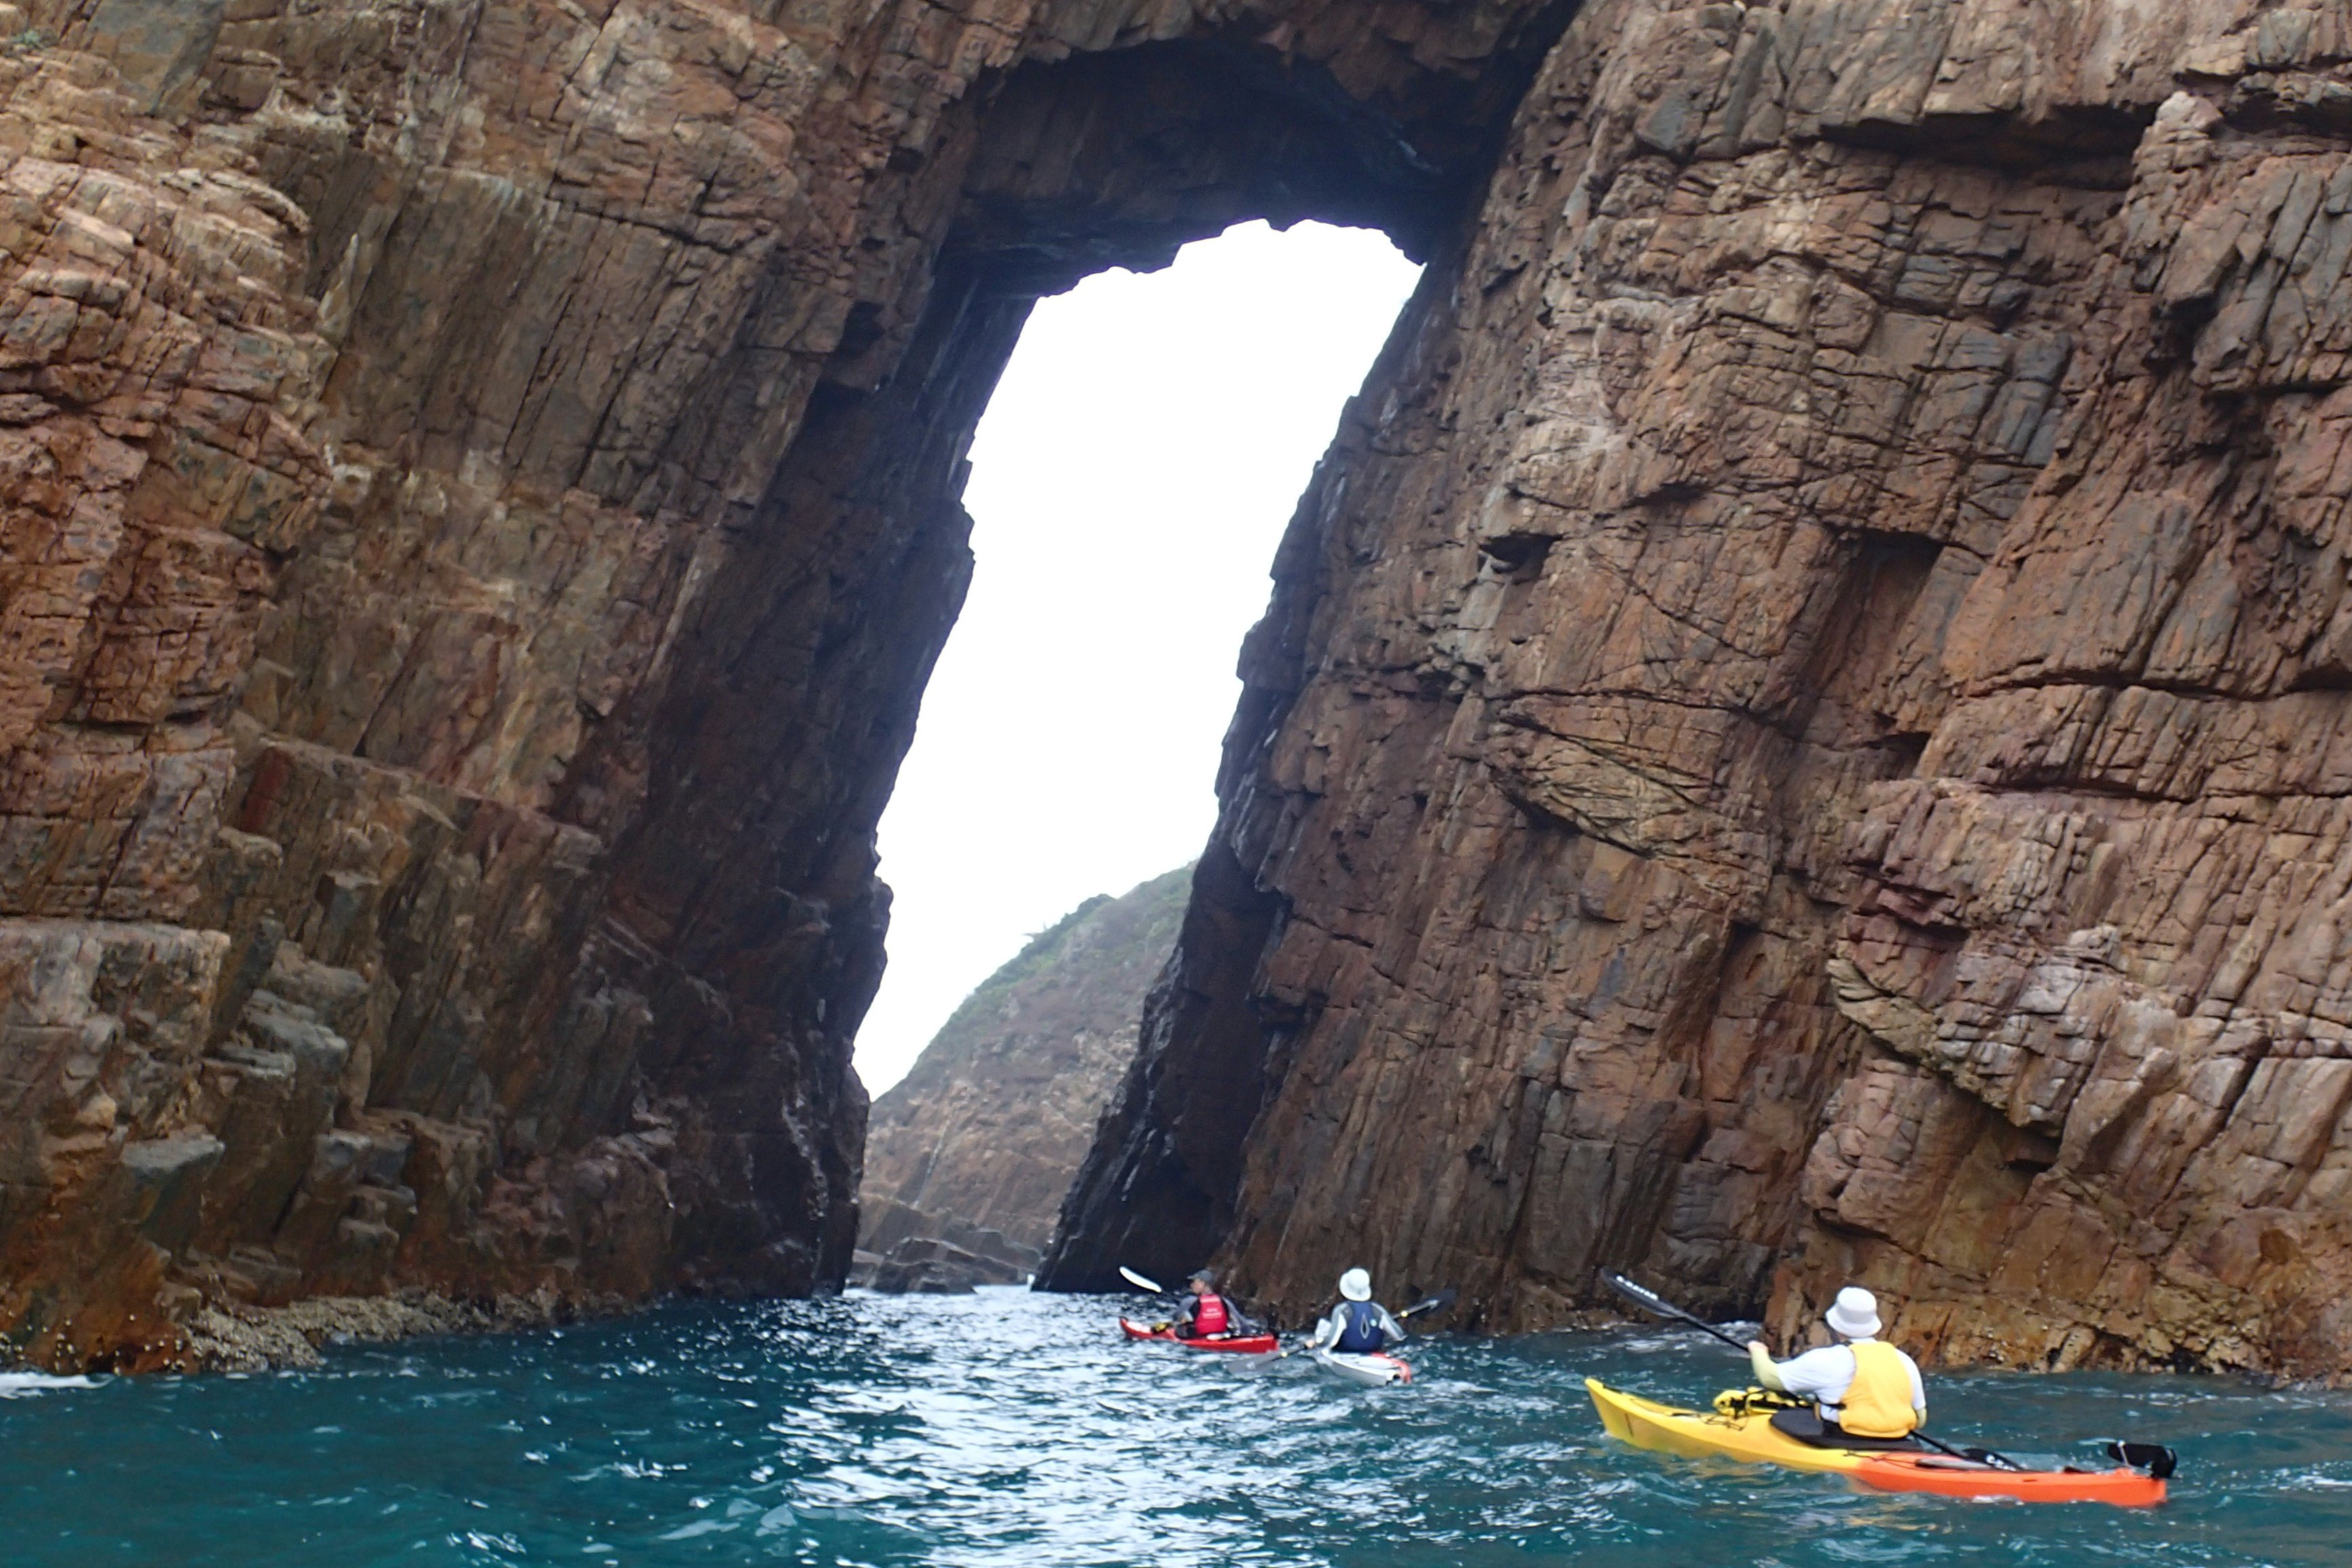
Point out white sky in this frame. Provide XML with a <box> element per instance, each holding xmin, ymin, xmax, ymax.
<box><xmin>852</xmin><ymin>220</ymin><xmax>1423</xmax><ymax>1096</ymax></box>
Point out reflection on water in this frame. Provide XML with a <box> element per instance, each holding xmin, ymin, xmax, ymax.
<box><xmin>3</xmin><ymin>1288</ymin><xmax>2347</xmax><ymax>1566</ymax></box>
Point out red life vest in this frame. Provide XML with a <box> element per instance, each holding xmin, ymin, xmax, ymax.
<box><xmin>1190</xmin><ymin>1290</ymin><xmax>1230</xmax><ymax>1336</ymax></box>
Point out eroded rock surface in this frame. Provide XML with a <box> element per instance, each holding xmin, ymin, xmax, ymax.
<box><xmin>860</xmin><ymin>866</ymin><xmax>1189</xmax><ymax>1274</ymax></box>
<box><xmin>1047</xmin><ymin>1</ymin><xmax>2352</xmax><ymax>1380</ymax></box>
<box><xmin>853</xmin><ymin>1233</ymin><xmax>1027</xmax><ymax>1293</ymax></box>
<box><xmin>5</xmin><ymin>0</ymin><xmax>2352</xmax><ymax>1376</ymax></box>
<box><xmin>0</xmin><ymin>0</ymin><xmax>1567</xmax><ymax>1368</ymax></box>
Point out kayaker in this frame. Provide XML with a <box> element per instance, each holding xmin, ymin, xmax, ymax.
<box><xmin>1172</xmin><ymin>1270</ymin><xmax>1234</xmax><ymax>1339</ymax></box>
<box><xmin>1745</xmin><ymin>1285</ymin><xmax>1925</xmax><ymax>1440</ymax></box>
<box><xmin>1309</xmin><ymin>1268</ymin><xmax>1407</xmax><ymax>1354</ymax></box>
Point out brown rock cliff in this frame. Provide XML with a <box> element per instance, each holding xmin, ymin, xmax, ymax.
<box><xmin>0</xmin><ymin>0</ymin><xmax>1569</xmax><ymax>1369</ymax></box>
<box><xmin>3</xmin><ymin>0</ymin><xmax>2351</xmax><ymax>1379</ymax></box>
<box><xmin>1046</xmin><ymin>1</ymin><xmax>2352</xmax><ymax>1382</ymax></box>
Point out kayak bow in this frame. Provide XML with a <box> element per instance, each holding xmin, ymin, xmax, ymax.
<box><xmin>1119</xmin><ymin>1317</ymin><xmax>1279</xmax><ymax>1354</ymax></box>
<box><xmin>1586</xmin><ymin>1380</ymin><xmax>2166</xmax><ymax>1507</ymax></box>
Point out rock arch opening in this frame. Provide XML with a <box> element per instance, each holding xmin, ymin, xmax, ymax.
<box><xmin>842</xmin><ymin>216</ymin><xmax>1421</xmax><ymax>1290</ymax></box>
<box><xmin>0</xmin><ymin>0</ymin><xmax>1575</xmax><ymax>1370</ymax></box>
<box><xmin>853</xmin><ymin>219</ymin><xmax>1421</xmax><ymax>1097</ymax></box>
<box><xmin>548</xmin><ymin>31</ymin><xmax>1569</xmax><ymax>1294</ymax></box>
<box><xmin>21</xmin><ymin>0</ymin><xmax>2352</xmax><ymax>1378</ymax></box>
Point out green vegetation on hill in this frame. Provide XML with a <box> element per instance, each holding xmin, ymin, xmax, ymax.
<box><xmin>859</xmin><ymin>866</ymin><xmax>1192</xmax><ymax>1256</ymax></box>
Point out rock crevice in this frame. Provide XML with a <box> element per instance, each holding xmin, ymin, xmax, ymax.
<box><xmin>6</xmin><ymin>0</ymin><xmax>2352</xmax><ymax>1376</ymax></box>
<box><xmin>0</xmin><ymin>0</ymin><xmax>1577</xmax><ymax>1368</ymax></box>
<box><xmin>1047</xmin><ymin>1</ymin><xmax>2352</xmax><ymax>1379</ymax></box>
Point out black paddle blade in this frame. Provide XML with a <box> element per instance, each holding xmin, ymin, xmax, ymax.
<box><xmin>2107</xmin><ymin>1441</ymin><xmax>2178</xmax><ymax>1480</ymax></box>
<box><xmin>1601</xmin><ymin>1272</ymin><xmax>1676</xmax><ymax>1319</ymax></box>
<box><xmin>1609</xmin><ymin>1279</ymin><xmax>1665</xmax><ymax>1316</ymax></box>
<box><xmin>1399</xmin><ymin>1288</ymin><xmax>1459</xmax><ymax>1320</ymax></box>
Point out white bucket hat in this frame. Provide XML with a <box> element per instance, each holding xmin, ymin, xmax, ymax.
<box><xmin>1825</xmin><ymin>1285</ymin><xmax>1882</xmax><ymax>1339</ymax></box>
<box><xmin>1339</xmin><ymin>1268</ymin><xmax>1372</xmax><ymax>1302</ymax></box>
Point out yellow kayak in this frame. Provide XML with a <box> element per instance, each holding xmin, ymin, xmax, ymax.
<box><xmin>1587</xmin><ymin>1378</ymin><xmax>1866</xmax><ymax>1474</ymax></box>
<box><xmin>1586</xmin><ymin>1379</ymin><xmax>2169</xmax><ymax>1505</ymax></box>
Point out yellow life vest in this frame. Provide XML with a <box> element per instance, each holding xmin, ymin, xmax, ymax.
<box><xmin>1838</xmin><ymin>1340</ymin><xmax>1919</xmax><ymax>1438</ymax></box>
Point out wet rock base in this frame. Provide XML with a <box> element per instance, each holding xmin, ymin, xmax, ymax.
<box><xmin>851</xmin><ymin>1203</ymin><xmax>1039</xmax><ymax>1294</ymax></box>
<box><xmin>177</xmin><ymin>1287</ymin><xmax>621</xmax><ymax>1373</ymax></box>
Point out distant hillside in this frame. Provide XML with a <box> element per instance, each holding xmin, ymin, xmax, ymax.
<box><xmin>859</xmin><ymin>866</ymin><xmax>1192</xmax><ymax>1259</ymax></box>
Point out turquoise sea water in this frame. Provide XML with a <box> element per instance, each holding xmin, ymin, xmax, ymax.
<box><xmin>4</xmin><ymin>1287</ymin><xmax>2349</xmax><ymax>1567</ymax></box>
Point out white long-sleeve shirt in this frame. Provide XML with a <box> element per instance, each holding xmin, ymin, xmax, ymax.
<box><xmin>1757</xmin><ymin>1340</ymin><xmax>1925</xmax><ymax>1425</ymax></box>
<box><xmin>1309</xmin><ymin>1302</ymin><xmax>1406</xmax><ymax>1351</ymax></box>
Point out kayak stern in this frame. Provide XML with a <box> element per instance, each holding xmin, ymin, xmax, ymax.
<box><xmin>1856</xmin><ymin>1453</ymin><xmax>2167</xmax><ymax>1507</ymax></box>
<box><xmin>1315</xmin><ymin>1349</ymin><xmax>1412</xmax><ymax>1387</ymax></box>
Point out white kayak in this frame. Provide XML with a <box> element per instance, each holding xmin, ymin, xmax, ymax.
<box><xmin>1313</xmin><ymin>1348</ymin><xmax>1412</xmax><ymax>1386</ymax></box>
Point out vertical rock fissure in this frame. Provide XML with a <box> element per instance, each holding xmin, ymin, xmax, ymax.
<box><xmin>1042</xmin><ymin>2</ymin><xmax>2352</xmax><ymax>1379</ymax></box>
<box><xmin>16</xmin><ymin>0</ymin><xmax>2352</xmax><ymax>1379</ymax></box>
<box><xmin>0</xmin><ymin>0</ymin><xmax>1574</xmax><ymax>1369</ymax></box>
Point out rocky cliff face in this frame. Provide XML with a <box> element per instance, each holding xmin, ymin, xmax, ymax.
<box><xmin>1045</xmin><ymin>1</ymin><xmax>2352</xmax><ymax>1381</ymax></box>
<box><xmin>5</xmin><ymin>0</ymin><xmax>2351</xmax><ymax>1378</ymax></box>
<box><xmin>0</xmin><ymin>0</ymin><xmax>1563</xmax><ymax>1369</ymax></box>
<box><xmin>861</xmin><ymin>865</ymin><xmax>1189</xmax><ymax>1263</ymax></box>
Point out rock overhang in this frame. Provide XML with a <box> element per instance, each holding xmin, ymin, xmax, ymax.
<box><xmin>5</xmin><ymin>0</ymin><xmax>2352</xmax><ymax>1380</ymax></box>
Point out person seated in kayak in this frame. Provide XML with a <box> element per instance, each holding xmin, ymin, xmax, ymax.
<box><xmin>1171</xmin><ymin>1270</ymin><xmax>1237</xmax><ymax>1339</ymax></box>
<box><xmin>1308</xmin><ymin>1268</ymin><xmax>1407</xmax><ymax>1355</ymax></box>
<box><xmin>1745</xmin><ymin>1286</ymin><xmax>1924</xmax><ymax>1443</ymax></box>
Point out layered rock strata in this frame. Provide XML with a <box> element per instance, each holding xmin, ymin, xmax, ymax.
<box><xmin>854</xmin><ymin>1233</ymin><xmax>1027</xmax><ymax>1292</ymax></box>
<box><xmin>6</xmin><ymin>0</ymin><xmax>2352</xmax><ymax>1380</ymax></box>
<box><xmin>1047</xmin><ymin>1</ymin><xmax>2352</xmax><ymax>1381</ymax></box>
<box><xmin>0</xmin><ymin>0</ymin><xmax>1572</xmax><ymax>1370</ymax></box>
<box><xmin>859</xmin><ymin>865</ymin><xmax>1190</xmax><ymax>1277</ymax></box>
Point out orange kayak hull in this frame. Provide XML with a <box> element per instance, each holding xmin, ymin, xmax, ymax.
<box><xmin>1855</xmin><ymin>1453</ymin><xmax>2166</xmax><ymax>1506</ymax></box>
<box><xmin>1588</xmin><ymin>1380</ymin><xmax>2167</xmax><ymax>1508</ymax></box>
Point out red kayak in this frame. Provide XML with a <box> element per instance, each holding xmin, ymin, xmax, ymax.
<box><xmin>1119</xmin><ymin>1317</ymin><xmax>1278</xmax><ymax>1354</ymax></box>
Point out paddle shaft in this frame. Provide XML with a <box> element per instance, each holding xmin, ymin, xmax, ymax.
<box><xmin>1399</xmin><ymin>1289</ymin><xmax>1457</xmax><ymax>1321</ymax></box>
<box><xmin>1601</xmin><ymin>1273</ymin><xmax>2022</xmax><ymax>1472</ymax></box>
<box><xmin>1912</xmin><ymin>1430</ymin><xmax>2019</xmax><ymax>1470</ymax></box>
<box><xmin>1605</xmin><ymin>1275</ymin><xmax>1751</xmax><ymax>1353</ymax></box>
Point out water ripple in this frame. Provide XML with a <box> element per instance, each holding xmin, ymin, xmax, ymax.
<box><xmin>1</xmin><ymin>1289</ymin><xmax>2348</xmax><ymax>1565</ymax></box>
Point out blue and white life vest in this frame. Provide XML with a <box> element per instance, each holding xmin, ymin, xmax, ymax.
<box><xmin>1334</xmin><ymin>1301</ymin><xmax>1386</xmax><ymax>1353</ymax></box>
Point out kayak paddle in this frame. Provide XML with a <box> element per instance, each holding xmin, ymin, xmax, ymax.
<box><xmin>1399</xmin><ymin>1288</ymin><xmax>1459</xmax><ymax>1321</ymax></box>
<box><xmin>1116</xmin><ymin>1266</ymin><xmax>1181</xmax><ymax>1333</ymax></box>
<box><xmin>1601</xmin><ymin>1272</ymin><xmax>1756</xmax><ymax>1352</ymax></box>
<box><xmin>1599</xmin><ymin>1272</ymin><xmax>2027</xmax><ymax>1473</ymax></box>
<box><xmin>2106</xmin><ymin>1440</ymin><xmax>2178</xmax><ymax>1480</ymax></box>
<box><xmin>1279</xmin><ymin>1286</ymin><xmax>1454</xmax><ymax>1358</ymax></box>
<box><xmin>1121</xmin><ymin>1265</ymin><xmax>1268</xmax><ymax>1337</ymax></box>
